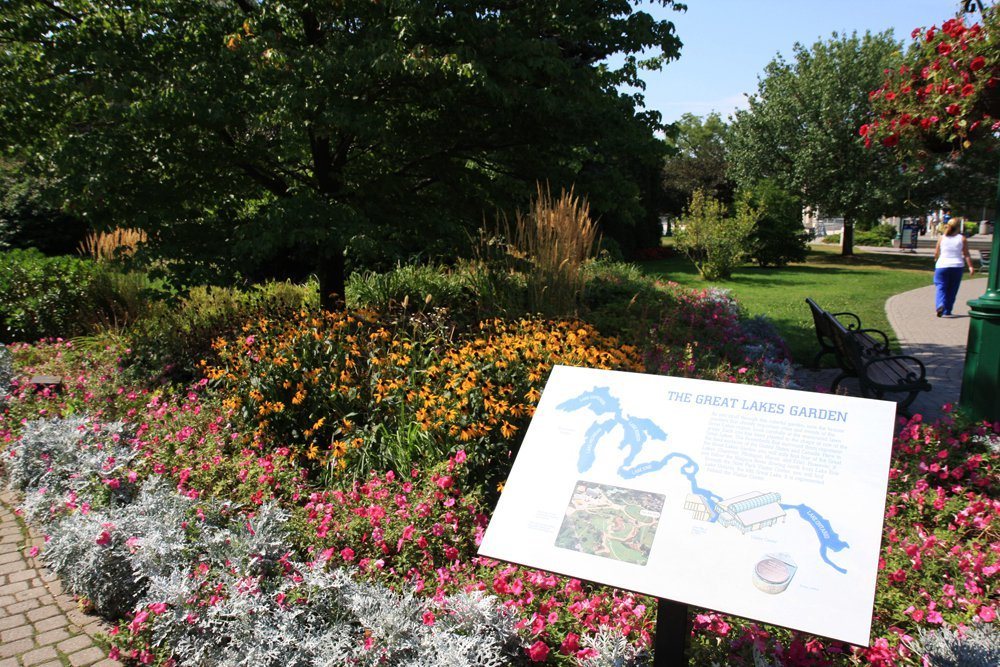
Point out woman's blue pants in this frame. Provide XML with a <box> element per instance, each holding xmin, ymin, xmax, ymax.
<box><xmin>933</xmin><ymin>267</ymin><xmax>964</xmax><ymax>315</ymax></box>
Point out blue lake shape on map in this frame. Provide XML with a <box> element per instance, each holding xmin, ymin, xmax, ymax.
<box><xmin>557</xmin><ymin>385</ymin><xmax>850</xmax><ymax>574</ymax></box>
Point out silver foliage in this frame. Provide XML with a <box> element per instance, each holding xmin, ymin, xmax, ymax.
<box><xmin>5</xmin><ymin>415</ymin><xmax>527</xmax><ymax>666</ymax></box>
<box><xmin>0</xmin><ymin>343</ymin><xmax>11</xmax><ymax>402</ymax></box>
<box><xmin>579</xmin><ymin>627</ymin><xmax>651</xmax><ymax>667</ymax></box>
<box><xmin>908</xmin><ymin>624</ymin><xmax>1000</xmax><ymax>667</ymax></box>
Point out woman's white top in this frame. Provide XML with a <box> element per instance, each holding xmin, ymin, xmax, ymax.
<box><xmin>936</xmin><ymin>233</ymin><xmax>966</xmax><ymax>269</ymax></box>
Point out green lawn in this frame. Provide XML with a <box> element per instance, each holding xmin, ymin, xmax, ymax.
<box><xmin>639</xmin><ymin>245</ymin><xmax>964</xmax><ymax>365</ymax></box>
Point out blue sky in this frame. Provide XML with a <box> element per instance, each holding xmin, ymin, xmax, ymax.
<box><xmin>638</xmin><ymin>0</ymin><xmax>981</xmax><ymax>124</ymax></box>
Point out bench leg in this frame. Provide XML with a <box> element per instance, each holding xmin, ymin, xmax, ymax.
<box><xmin>830</xmin><ymin>372</ymin><xmax>849</xmax><ymax>394</ymax></box>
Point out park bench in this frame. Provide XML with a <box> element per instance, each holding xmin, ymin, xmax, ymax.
<box><xmin>980</xmin><ymin>249</ymin><xmax>991</xmax><ymax>272</ymax></box>
<box><xmin>805</xmin><ymin>298</ymin><xmax>931</xmax><ymax>412</ymax></box>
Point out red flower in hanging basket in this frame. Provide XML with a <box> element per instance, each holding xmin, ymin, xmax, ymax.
<box><xmin>862</xmin><ymin>8</ymin><xmax>1000</xmax><ymax>153</ymax></box>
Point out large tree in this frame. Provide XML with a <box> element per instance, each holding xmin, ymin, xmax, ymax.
<box><xmin>728</xmin><ymin>31</ymin><xmax>910</xmax><ymax>254</ymax></box>
<box><xmin>0</xmin><ymin>0</ymin><xmax>684</xmax><ymax>305</ymax></box>
<box><xmin>661</xmin><ymin>112</ymin><xmax>733</xmax><ymax>218</ymax></box>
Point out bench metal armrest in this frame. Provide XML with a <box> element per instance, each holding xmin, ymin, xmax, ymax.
<box><xmin>831</xmin><ymin>311</ymin><xmax>862</xmax><ymax>330</ymax></box>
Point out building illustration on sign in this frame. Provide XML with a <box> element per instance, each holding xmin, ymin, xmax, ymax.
<box><xmin>554</xmin><ymin>481</ymin><xmax>664</xmax><ymax>566</ymax></box>
<box><xmin>685</xmin><ymin>491</ymin><xmax>786</xmax><ymax>533</ymax></box>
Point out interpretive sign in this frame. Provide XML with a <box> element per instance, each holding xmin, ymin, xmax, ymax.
<box><xmin>478</xmin><ymin>366</ymin><xmax>896</xmax><ymax>646</ymax></box>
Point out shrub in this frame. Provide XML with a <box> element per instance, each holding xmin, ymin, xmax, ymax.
<box><xmin>0</xmin><ymin>249</ymin><xmax>98</xmax><ymax>342</ymax></box>
<box><xmin>821</xmin><ymin>233</ymin><xmax>841</xmax><ymax>244</ymax></box>
<box><xmin>744</xmin><ymin>180</ymin><xmax>809</xmax><ymax>267</ymax></box>
<box><xmin>675</xmin><ymin>190</ymin><xmax>760</xmax><ymax>280</ymax></box>
<box><xmin>126</xmin><ymin>281</ymin><xmax>317</xmax><ymax>384</ymax></box>
<box><xmin>580</xmin><ymin>261</ymin><xmax>680</xmax><ymax>343</ymax></box>
<box><xmin>853</xmin><ymin>224</ymin><xmax>897</xmax><ymax>247</ymax></box>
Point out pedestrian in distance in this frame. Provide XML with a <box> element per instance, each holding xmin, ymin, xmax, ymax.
<box><xmin>933</xmin><ymin>218</ymin><xmax>975</xmax><ymax>317</ymax></box>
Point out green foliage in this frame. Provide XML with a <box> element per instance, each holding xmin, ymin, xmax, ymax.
<box><xmin>125</xmin><ymin>281</ymin><xmax>318</xmax><ymax>384</ymax></box>
<box><xmin>675</xmin><ymin>190</ymin><xmax>760</xmax><ymax>280</ymax></box>
<box><xmin>743</xmin><ymin>180</ymin><xmax>808</xmax><ymax>267</ymax></box>
<box><xmin>854</xmin><ymin>224</ymin><xmax>898</xmax><ymax>247</ymax></box>
<box><xmin>0</xmin><ymin>249</ymin><xmax>97</xmax><ymax>342</ymax></box>
<box><xmin>728</xmin><ymin>31</ymin><xmax>911</xmax><ymax>253</ymax></box>
<box><xmin>822</xmin><ymin>233</ymin><xmax>842</xmax><ymax>244</ymax></box>
<box><xmin>580</xmin><ymin>261</ymin><xmax>679</xmax><ymax>343</ymax></box>
<box><xmin>661</xmin><ymin>112</ymin><xmax>733</xmax><ymax>217</ymax></box>
<box><xmin>0</xmin><ymin>160</ymin><xmax>87</xmax><ymax>255</ymax></box>
<box><xmin>0</xmin><ymin>0</ymin><xmax>684</xmax><ymax>302</ymax></box>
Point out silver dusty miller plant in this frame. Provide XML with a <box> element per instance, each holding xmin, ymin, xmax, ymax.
<box><xmin>5</xmin><ymin>415</ymin><xmax>527</xmax><ymax>666</ymax></box>
<box><xmin>906</xmin><ymin>624</ymin><xmax>1000</xmax><ymax>667</ymax></box>
<box><xmin>0</xmin><ymin>343</ymin><xmax>12</xmax><ymax>404</ymax></box>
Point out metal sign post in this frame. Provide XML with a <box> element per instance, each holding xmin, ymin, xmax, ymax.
<box><xmin>653</xmin><ymin>598</ymin><xmax>690</xmax><ymax>666</ymax></box>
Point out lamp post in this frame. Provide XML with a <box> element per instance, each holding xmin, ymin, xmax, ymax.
<box><xmin>959</xmin><ymin>0</ymin><xmax>1000</xmax><ymax>420</ymax></box>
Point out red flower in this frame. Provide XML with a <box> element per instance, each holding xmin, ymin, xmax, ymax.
<box><xmin>422</xmin><ymin>610</ymin><xmax>436</xmax><ymax>625</ymax></box>
<box><xmin>560</xmin><ymin>633</ymin><xmax>580</xmax><ymax>655</ymax></box>
<box><xmin>859</xmin><ymin>124</ymin><xmax>870</xmax><ymax>136</ymax></box>
<box><xmin>970</xmin><ymin>55</ymin><xmax>986</xmax><ymax>71</ymax></box>
<box><xmin>937</xmin><ymin>41</ymin><xmax>953</xmax><ymax>56</ymax></box>
<box><xmin>946</xmin><ymin>103</ymin><xmax>961</xmax><ymax>115</ymax></box>
<box><xmin>962</xmin><ymin>83</ymin><xmax>976</xmax><ymax>97</ymax></box>
<box><xmin>96</xmin><ymin>531</ymin><xmax>112</xmax><ymax>546</ymax></box>
<box><xmin>526</xmin><ymin>640</ymin><xmax>550</xmax><ymax>662</ymax></box>
<box><xmin>881</xmin><ymin>134</ymin><xmax>900</xmax><ymax>148</ymax></box>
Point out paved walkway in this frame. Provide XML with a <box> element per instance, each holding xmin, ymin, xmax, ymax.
<box><xmin>0</xmin><ymin>492</ymin><xmax>120</xmax><ymax>667</ymax></box>
<box><xmin>885</xmin><ymin>277</ymin><xmax>986</xmax><ymax>421</ymax></box>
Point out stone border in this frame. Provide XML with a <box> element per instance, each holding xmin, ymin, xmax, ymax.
<box><xmin>0</xmin><ymin>492</ymin><xmax>121</xmax><ymax>667</ymax></box>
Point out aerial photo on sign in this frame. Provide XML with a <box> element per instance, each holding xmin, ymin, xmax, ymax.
<box><xmin>478</xmin><ymin>365</ymin><xmax>896</xmax><ymax>646</ymax></box>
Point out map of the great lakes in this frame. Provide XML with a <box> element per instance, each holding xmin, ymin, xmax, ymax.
<box><xmin>557</xmin><ymin>387</ymin><xmax>851</xmax><ymax>574</ymax></box>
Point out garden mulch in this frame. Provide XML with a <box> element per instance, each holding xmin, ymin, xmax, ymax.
<box><xmin>0</xmin><ymin>491</ymin><xmax>121</xmax><ymax>667</ymax></box>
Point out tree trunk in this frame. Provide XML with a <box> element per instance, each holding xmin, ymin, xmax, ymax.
<box><xmin>317</xmin><ymin>246</ymin><xmax>346</xmax><ymax>312</ymax></box>
<box><xmin>840</xmin><ymin>217</ymin><xmax>854</xmax><ymax>256</ymax></box>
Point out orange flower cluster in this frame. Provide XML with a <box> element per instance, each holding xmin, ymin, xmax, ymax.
<box><xmin>206</xmin><ymin>312</ymin><xmax>641</xmax><ymax>487</ymax></box>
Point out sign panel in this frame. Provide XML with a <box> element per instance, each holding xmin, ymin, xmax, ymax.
<box><xmin>478</xmin><ymin>366</ymin><xmax>895</xmax><ymax>646</ymax></box>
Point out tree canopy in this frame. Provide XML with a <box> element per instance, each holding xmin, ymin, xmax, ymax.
<box><xmin>661</xmin><ymin>112</ymin><xmax>733</xmax><ymax>217</ymax></box>
<box><xmin>0</xmin><ymin>0</ymin><xmax>685</xmax><ymax>304</ymax></box>
<box><xmin>728</xmin><ymin>31</ymin><xmax>910</xmax><ymax>253</ymax></box>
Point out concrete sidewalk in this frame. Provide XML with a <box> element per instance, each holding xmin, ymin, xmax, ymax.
<box><xmin>885</xmin><ymin>276</ymin><xmax>986</xmax><ymax>421</ymax></box>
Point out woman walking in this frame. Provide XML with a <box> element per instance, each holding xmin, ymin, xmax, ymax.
<box><xmin>933</xmin><ymin>219</ymin><xmax>975</xmax><ymax>317</ymax></box>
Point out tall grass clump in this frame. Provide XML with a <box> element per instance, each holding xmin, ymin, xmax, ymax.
<box><xmin>504</xmin><ymin>184</ymin><xmax>601</xmax><ymax>316</ymax></box>
<box><xmin>78</xmin><ymin>228</ymin><xmax>147</xmax><ymax>262</ymax></box>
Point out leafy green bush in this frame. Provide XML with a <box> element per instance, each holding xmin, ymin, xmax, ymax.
<box><xmin>580</xmin><ymin>261</ymin><xmax>679</xmax><ymax>343</ymax></box>
<box><xmin>0</xmin><ymin>249</ymin><xmax>98</xmax><ymax>342</ymax></box>
<box><xmin>347</xmin><ymin>262</ymin><xmax>527</xmax><ymax>327</ymax></box>
<box><xmin>855</xmin><ymin>224</ymin><xmax>897</xmax><ymax>247</ymax></box>
<box><xmin>125</xmin><ymin>281</ymin><xmax>318</xmax><ymax>384</ymax></box>
<box><xmin>676</xmin><ymin>190</ymin><xmax>761</xmax><ymax>280</ymax></box>
<box><xmin>821</xmin><ymin>233</ymin><xmax>841</xmax><ymax>244</ymax></box>
<box><xmin>744</xmin><ymin>180</ymin><xmax>809</xmax><ymax>267</ymax></box>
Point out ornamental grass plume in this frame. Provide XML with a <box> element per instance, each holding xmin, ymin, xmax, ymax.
<box><xmin>504</xmin><ymin>183</ymin><xmax>601</xmax><ymax>316</ymax></box>
<box><xmin>78</xmin><ymin>228</ymin><xmax>148</xmax><ymax>263</ymax></box>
